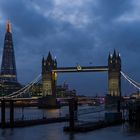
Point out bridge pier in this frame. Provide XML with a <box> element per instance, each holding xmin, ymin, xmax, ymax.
<box><xmin>68</xmin><ymin>98</ymin><xmax>78</xmax><ymax>131</ymax></box>
<box><xmin>117</xmin><ymin>100</ymin><xmax>120</xmax><ymax>113</ymax></box>
<box><xmin>1</xmin><ymin>99</ymin><xmax>6</xmax><ymax>128</ymax></box>
<box><xmin>1</xmin><ymin>99</ymin><xmax>15</xmax><ymax>128</ymax></box>
<box><xmin>128</xmin><ymin>102</ymin><xmax>140</xmax><ymax>127</ymax></box>
<box><xmin>10</xmin><ymin>100</ymin><xmax>14</xmax><ymax>127</ymax></box>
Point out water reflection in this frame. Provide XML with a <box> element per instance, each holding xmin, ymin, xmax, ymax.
<box><xmin>68</xmin><ymin>132</ymin><xmax>75</xmax><ymax>140</ymax></box>
<box><xmin>0</xmin><ymin>106</ymin><xmax>140</xmax><ymax>140</ymax></box>
<box><xmin>0</xmin><ymin>123</ymin><xmax>140</xmax><ymax>140</ymax></box>
<box><xmin>0</xmin><ymin>106</ymin><xmax>69</xmax><ymax>121</ymax></box>
<box><xmin>1</xmin><ymin>128</ymin><xmax>14</xmax><ymax>139</ymax></box>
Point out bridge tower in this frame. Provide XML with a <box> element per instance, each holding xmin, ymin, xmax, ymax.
<box><xmin>42</xmin><ymin>52</ymin><xmax>57</xmax><ymax>97</ymax></box>
<box><xmin>108</xmin><ymin>50</ymin><xmax>121</xmax><ymax>97</ymax></box>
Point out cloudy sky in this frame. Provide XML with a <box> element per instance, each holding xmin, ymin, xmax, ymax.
<box><xmin>0</xmin><ymin>0</ymin><xmax>140</xmax><ymax>96</ymax></box>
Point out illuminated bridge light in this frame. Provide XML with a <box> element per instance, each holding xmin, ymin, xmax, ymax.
<box><xmin>77</xmin><ymin>65</ymin><xmax>82</xmax><ymax>71</ymax></box>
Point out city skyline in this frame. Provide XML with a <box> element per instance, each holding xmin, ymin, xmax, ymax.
<box><xmin>0</xmin><ymin>0</ymin><xmax>140</xmax><ymax>95</ymax></box>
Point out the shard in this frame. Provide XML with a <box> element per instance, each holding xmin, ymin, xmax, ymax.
<box><xmin>0</xmin><ymin>21</ymin><xmax>21</xmax><ymax>95</ymax></box>
<box><xmin>0</xmin><ymin>21</ymin><xmax>17</xmax><ymax>82</ymax></box>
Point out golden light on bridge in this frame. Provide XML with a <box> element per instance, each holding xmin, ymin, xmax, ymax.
<box><xmin>52</xmin><ymin>72</ymin><xmax>57</xmax><ymax>80</ymax></box>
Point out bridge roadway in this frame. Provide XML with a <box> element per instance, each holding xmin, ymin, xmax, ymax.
<box><xmin>0</xmin><ymin>96</ymin><xmax>104</xmax><ymax>104</ymax></box>
<box><xmin>52</xmin><ymin>66</ymin><xmax>108</xmax><ymax>73</ymax></box>
<box><xmin>0</xmin><ymin>97</ymin><xmax>39</xmax><ymax>102</ymax></box>
<box><xmin>0</xmin><ymin>97</ymin><xmax>72</xmax><ymax>102</ymax></box>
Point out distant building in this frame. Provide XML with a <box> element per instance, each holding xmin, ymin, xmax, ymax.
<box><xmin>29</xmin><ymin>82</ymin><xmax>76</xmax><ymax>98</ymax></box>
<box><xmin>29</xmin><ymin>83</ymin><xmax>42</xmax><ymax>96</ymax></box>
<box><xmin>56</xmin><ymin>82</ymin><xmax>76</xmax><ymax>97</ymax></box>
<box><xmin>0</xmin><ymin>21</ymin><xmax>22</xmax><ymax>96</ymax></box>
<box><xmin>130</xmin><ymin>91</ymin><xmax>140</xmax><ymax>99</ymax></box>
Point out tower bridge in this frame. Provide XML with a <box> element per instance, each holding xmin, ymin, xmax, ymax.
<box><xmin>41</xmin><ymin>50</ymin><xmax>121</xmax><ymax>98</ymax></box>
<box><xmin>32</xmin><ymin>50</ymin><xmax>121</xmax><ymax>108</ymax></box>
<box><xmin>2</xmin><ymin>50</ymin><xmax>122</xmax><ymax>100</ymax></box>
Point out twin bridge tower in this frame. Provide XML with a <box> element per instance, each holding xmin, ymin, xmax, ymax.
<box><xmin>42</xmin><ymin>52</ymin><xmax>57</xmax><ymax>97</ymax></box>
<box><xmin>42</xmin><ymin>50</ymin><xmax>121</xmax><ymax>98</ymax></box>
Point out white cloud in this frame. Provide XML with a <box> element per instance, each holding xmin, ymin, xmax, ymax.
<box><xmin>52</xmin><ymin>0</ymin><xmax>97</xmax><ymax>28</ymax></box>
<box><xmin>30</xmin><ymin>0</ymin><xmax>97</xmax><ymax>28</ymax></box>
<box><xmin>116</xmin><ymin>15</ymin><xmax>140</xmax><ymax>22</ymax></box>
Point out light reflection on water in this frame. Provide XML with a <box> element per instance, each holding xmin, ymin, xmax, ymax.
<box><xmin>0</xmin><ymin>106</ymin><xmax>69</xmax><ymax>121</ymax></box>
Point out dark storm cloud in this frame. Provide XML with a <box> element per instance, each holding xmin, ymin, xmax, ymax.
<box><xmin>0</xmin><ymin>0</ymin><xmax>139</xmax><ymax>95</ymax></box>
<box><xmin>94</xmin><ymin>0</ymin><xmax>132</xmax><ymax>20</ymax></box>
<box><xmin>0</xmin><ymin>0</ymin><xmax>56</xmax><ymax>38</ymax></box>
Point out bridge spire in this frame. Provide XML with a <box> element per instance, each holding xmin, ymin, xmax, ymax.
<box><xmin>54</xmin><ymin>57</ymin><xmax>57</xmax><ymax>68</ymax></box>
<box><xmin>47</xmin><ymin>51</ymin><xmax>52</xmax><ymax>62</ymax></box>
<box><xmin>108</xmin><ymin>52</ymin><xmax>112</xmax><ymax>60</ymax></box>
<box><xmin>117</xmin><ymin>52</ymin><xmax>121</xmax><ymax>63</ymax></box>
<box><xmin>113</xmin><ymin>49</ymin><xmax>117</xmax><ymax>58</ymax></box>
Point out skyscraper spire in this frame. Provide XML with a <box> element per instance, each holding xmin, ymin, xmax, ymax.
<box><xmin>6</xmin><ymin>20</ymin><xmax>12</xmax><ymax>33</ymax></box>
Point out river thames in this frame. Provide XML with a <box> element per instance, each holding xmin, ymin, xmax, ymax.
<box><xmin>0</xmin><ymin>106</ymin><xmax>140</xmax><ymax>140</ymax></box>
<box><xmin>0</xmin><ymin>122</ymin><xmax>140</xmax><ymax>140</ymax></box>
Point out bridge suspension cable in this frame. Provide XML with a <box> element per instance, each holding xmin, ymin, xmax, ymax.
<box><xmin>5</xmin><ymin>74</ymin><xmax>41</xmax><ymax>98</ymax></box>
<box><xmin>121</xmin><ymin>72</ymin><xmax>140</xmax><ymax>87</ymax></box>
<box><xmin>13</xmin><ymin>75</ymin><xmax>41</xmax><ymax>98</ymax></box>
<box><xmin>121</xmin><ymin>71</ymin><xmax>140</xmax><ymax>90</ymax></box>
